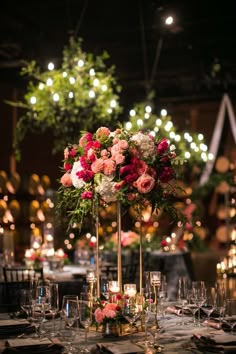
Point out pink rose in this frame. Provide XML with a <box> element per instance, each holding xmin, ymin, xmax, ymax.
<box><xmin>96</xmin><ymin>127</ymin><xmax>110</xmax><ymax>139</ymax></box>
<box><xmin>60</xmin><ymin>173</ymin><xmax>72</xmax><ymax>187</ymax></box>
<box><xmin>134</xmin><ymin>174</ymin><xmax>155</xmax><ymax>193</ymax></box>
<box><xmin>111</xmin><ymin>144</ymin><xmax>120</xmax><ymax>155</ymax></box>
<box><xmin>136</xmin><ymin>160</ymin><xmax>147</xmax><ymax>175</ymax></box>
<box><xmin>103</xmin><ymin>159</ymin><xmax>116</xmax><ymax>176</ymax></box>
<box><xmin>105</xmin><ymin>303</ymin><xmax>117</xmax><ymax>311</ymax></box>
<box><xmin>94</xmin><ymin>308</ymin><xmax>104</xmax><ymax>323</ymax></box>
<box><xmin>113</xmin><ymin>153</ymin><xmax>125</xmax><ymax>165</ymax></box>
<box><xmin>101</xmin><ymin>149</ymin><xmax>109</xmax><ymax>158</ymax></box>
<box><xmin>118</xmin><ymin>139</ymin><xmax>128</xmax><ymax>150</ymax></box>
<box><xmin>69</xmin><ymin>148</ymin><xmax>76</xmax><ymax>157</ymax></box>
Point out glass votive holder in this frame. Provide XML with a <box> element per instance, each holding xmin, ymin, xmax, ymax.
<box><xmin>86</xmin><ymin>269</ymin><xmax>96</xmax><ymax>283</ymax></box>
<box><xmin>108</xmin><ymin>280</ymin><xmax>120</xmax><ymax>293</ymax></box>
<box><xmin>150</xmin><ymin>271</ymin><xmax>161</xmax><ymax>287</ymax></box>
<box><xmin>124</xmin><ymin>283</ymin><xmax>137</xmax><ymax>297</ymax></box>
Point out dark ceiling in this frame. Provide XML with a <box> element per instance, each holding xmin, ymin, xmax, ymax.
<box><xmin>0</xmin><ymin>0</ymin><xmax>236</xmax><ymax>108</ymax></box>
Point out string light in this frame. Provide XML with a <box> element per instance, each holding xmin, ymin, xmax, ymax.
<box><xmin>69</xmin><ymin>77</ymin><xmax>75</xmax><ymax>84</ymax></box>
<box><xmin>62</xmin><ymin>72</ymin><xmax>67</xmax><ymax>78</ymax></box>
<box><xmin>30</xmin><ymin>96</ymin><xmax>37</xmax><ymax>104</ymax></box>
<box><xmin>165</xmin><ymin>16</ymin><xmax>173</xmax><ymax>25</ymax></box>
<box><xmin>129</xmin><ymin>109</ymin><xmax>136</xmax><ymax>117</ymax></box>
<box><xmin>101</xmin><ymin>84</ymin><xmax>107</xmax><ymax>91</ymax></box>
<box><xmin>46</xmin><ymin>78</ymin><xmax>53</xmax><ymax>86</ymax></box>
<box><xmin>53</xmin><ymin>93</ymin><xmax>59</xmax><ymax>102</ymax></box>
<box><xmin>68</xmin><ymin>92</ymin><xmax>74</xmax><ymax>98</ymax></box>
<box><xmin>89</xmin><ymin>68</ymin><xmax>95</xmax><ymax>76</ymax></box>
<box><xmin>39</xmin><ymin>83</ymin><xmax>44</xmax><ymax>90</ymax></box>
<box><xmin>93</xmin><ymin>78</ymin><xmax>99</xmax><ymax>87</ymax></box>
<box><xmin>77</xmin><ymin>59</ymin><xmax>84</xmax><ymax>67</ymax></box>
<box><xmin>48</xmin><ymin>62</ymin><xmax>54</xmax><ymax>71</ymax></box>
<box><xmin>145</xmin><ymin>105</ymin><xmax>152</xmax><ymax>113</ymax></box>
<box><xmin>125</xmin><ymin>122</ymin><xmax>132</xmax><ymax>130</ymax></box>
<box><xmin>89</xmin><ymin>90</ymin><xmax>95</xmax><ymax>98</ymax></box>
<box><xmin>110</xmin><ymin>99</ymin><xmax>117</xmax><ymax>108</ymax></box>
<box><xmin>161</xmin><ymin>109</ymin><xmax>167</xmax><ymax>117</ymax></box>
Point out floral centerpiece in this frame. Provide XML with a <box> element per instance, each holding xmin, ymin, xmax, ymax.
<box><xmin>24</xmin><ymin>248</ymin><xmax>45</xmax><ymax>269</ymax></box>
<box><xmin>93</xmin><ymin>296</ymin><xmax>128</xmax><ymax>336</ymax></box>
<box><xmin>57</xmin><ymin>126</ymin><xmax>185</xmax><ymax>228</ymax></box>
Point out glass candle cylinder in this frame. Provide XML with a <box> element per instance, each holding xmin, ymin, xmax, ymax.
<box><xmin>124</xmin><ymin>283</ymin><xmax>137</xmax><ymax>297</ymax></box>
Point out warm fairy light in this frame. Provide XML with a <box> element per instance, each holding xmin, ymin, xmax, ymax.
<box><xmin>93</xmin><ymin>78</ymin><xmax>99</xmax><ymax>87</ymax></box>
<box><xmin>198</xmin><ymin>134</ymin><xmax>204</xmax><ymax>140</ymax></box>
<box><xmin>77</xmin><ymin>59</ymin><xmax>84</xmax><ymax>67</ymax></box>
<box><xmin>91</xmin><ymin>235</ymin><xmax>96</xmax><ymax>243</ymax></box>
<box><xmin>110</xmin><ymin>99</ymin><xmax>117</xmax><ymax>108</ymax></box>
<box><xmin>156</xmin><ymin>118</ymin><xmax>162</xmax><ymax>126</ymax></box>
<box><xmin>64</xmin><ymin>239</ymin><xmax>69</xmax><ymax>245</ymax></box>
<box><xmin>145</xmin><ymin>105</ymin><xmax>152</xmax><ymax>113</ymax></box>
<box><xmin>208</xmin><ymin>153</ymin><xmax>214</xmax><ymax>160</ymax></box>
<box><xmin>165</xmin><ymin>16</ymin><xmax>173</xmax><ymax>25</ymax></box>
<box><xmin>154</xmin><ymin>126</ymin><xmax>159</xmax><ymax>132</ymax></box>
<box><xmin>101</xmin><ymin>84</ymin><xmax>107</xmax><ymax>91</ymax></box>
<box><xmin>89</xmin><ymin>90</ymin><xmax>95</xmax><ymax>98</ymax></box>
<box><xmin>185</xmin><ymin>151</ymin><xmax>191</xmax><ymax>158</ymax></box>
<box><xmin>48</xmin><ymin>62</ymin><xmax>54</xmax><ymax>71</ymax></box>
<box><xmin>129</xmin><ymin>109</ymin><xmax>136</xmax><ymax>117</ymax></box>
<box><xmin>161</xmin><ymin>109</ymin><xmax>167</xmax><ymax>117</ymax></box>
<box><xmin>175</xmin><ymin>134</ymin><xmax>181</xmax><ymax>142</ymax></box>
<box><xmin>68</xmin><ymin>92</ymin><xmax>74</xmax><ymax>98</ymax></box>
<box><xmin>69</xmin><ymin>77</ymin><xmax>75</xmax><ymax>84</ymax></box>
<box><xmin>39</xmin><ymin>83</ymin><xmax>44</xmax><ymax>90</ymax></box>
<box><xmin>69</xmin><ymin>233</ymin><xmax>75</xmax><ymax>239</ymax></box>
<box><xmin>201</xmin><ymin>152</ymin><xmax>208</xmax><ymax>161</ymax></box>
<box><xmin>137</xmin><ymin>119</ymin><xmax>143</xmax><ymax>126</ymax></box>
<box><xmin>30</xmin><ymin>96</ymin><xmax>37</xmax><ymax>104</ymax></box>
<box><xmin>89</xmin><ymin>68</ymin><xmax>95</xmax><ymax>76</ymax></box>
<box><xmin>107</xmin><ymin>108</ymin><xmax>112</xmax><ymax>114</ymax></box>
<box><xmin>196</xmin><ymin>220</ymin><xmax>201</xmax><ymax>227</ymax></box>
<box><xmin>144</xmin><ymin>113</ymin><xmax>150</xmax><ymax>119</ymax></box>
<box><xmin>200</xmin><ymin>143</ymin><xmax>207</xmax><ymax>151</ymax></box>
<box><xmin>86</xmin><ymin>232</ymin><xmax>91</xmax><ymax>239</ymax></box>
<box><xmin>53</xmin><ymin>93</ymin><xmax>59</xmax><ymax>101</ymax></box>
<box><xmin>67</xmin><ymin>244</ymin><xmax>72</xmax><ymax>250</ymax></box>
<box><xmin>10</xmin><ymin>224</ymin><xmax>15</xmax><ymax>230</ymax></box>
<box><xmin>0</xmin><ymin>227</ymin><xmax>3</xmax><ymax>234</ymax></box>
<box><xmin>46</xmin><ymin>78</ymin><xmax>53</xmax><ymax>86</ymax></box>
<box><xmin>62</xmin><ymin>71</ymin><xmax>67</xmax><ymax>78</ymax></box>
<box><xmin>150</xmin><ymin>131</ymin><xmax>156</xmax><ymax>137</ymax></box>
<box><xmin>164</xmin><ymin>121</ymin><xmax>173</xmax><ymax>131</ymax></box>
<box><xmin>190</xmin><ymin>142</ymin><xmax>196</xmax><ymax>149</ymax></box>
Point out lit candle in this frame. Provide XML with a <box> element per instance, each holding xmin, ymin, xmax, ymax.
<box><xmin>32</xmin><ymin>241</ymin><xmax>40</xmax><ymax>250</ymax></box>
<box><xmin>86</xmin><ymin>269</ymin><xmax>96</xmax><ymax>283</ymax></box>
<box><xmin>55</xmin><ymin>248</ymin><xmax>64</xmax><ymax>258</ymax></box>
<box><xmin>46</xmin><ymin>248</ymin><xmax>55</xmax><ymax>257</ymax></box>
<box><xmin>124</xmin><ymin>283</ymin><xmax>137</xmax><ymax>297</ymax></box>
<box><xmin>108</xmin><ymin>280</ymin><xmax>120</xmax><ymax>293</ymax></box>
<box><xmin>25</xmin><ymin>249</ymin><xmax>32</xmax><ymax>258</ymax></box>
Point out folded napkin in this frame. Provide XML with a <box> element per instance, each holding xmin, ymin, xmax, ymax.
<box><xmin>95</xmin><ymin>340</ymin><xmax>144</xmax><ymax>354</ymax></box>
<box><xmin>203</xmin><ymin>319</ymin><xmax>222</xmax><ymax>330</ymax></box>
<box><xmin>166</xmin><ymin>306</ymin><xmax>182</xmax><ymax>316</ymax></box>
<box><xmin>0</xmin><ymin>320</ymin><xmax>35</xmax><ymax>338</ymax></box>
<box><xmin>3</xmin><ymin>337</ymin><xmax>64</xmax><ymax>354</ymax></box>
<box><xmin>192</xmin><ymin>332</ymin><xmax>236</xmax><ymax>353</ymax></box>
<box><xmin>222</xmin><ymin>318</ymin><xmax>236</xmax><ymax>333</ymax></box>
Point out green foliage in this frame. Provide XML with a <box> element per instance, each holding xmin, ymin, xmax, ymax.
<box><xmin>7</xmin><ymin>37</ymin><xmax>122</xmax><ymax>158</ymax></box>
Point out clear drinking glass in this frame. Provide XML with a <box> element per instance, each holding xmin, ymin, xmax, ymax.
<box><xmin>202</xmin><ymin>287</ymin><xmax>216</xmax><ymax>330</ymax></box>
<box><xmin>79</xmin><ymin>293</ymin><xmax>92</xmax><ymax>353</ymax></box>
<box><xmin>61</xmin><ymin>295</ymin><xmax>79</xmax><ymax>354</ymax></box>
<box><xmin>192</xmin><ymin>281</ymin><xmax>206</xmax><ymax>327</ymax></box>
<box><xmin>177</xmin><ymin>277</ymin><xmax>188</xmax><ymax>326</ymax></box>
<box><xmin>223</xmin><ymin>299</ymin><xmax>236</xmax><ymax>333</ymax></box>
<box><xmin>20</xmin><ymin>289</ymin><xmax>32</xmax><ymax>318</ymax></box>
<box><xmin>123</xmin><ymin>298</ymin><xmax>140</xmax><ymax>334</ymax></box>
<box><xmin>49</xmin><ymin>283</ymin><xmax>59</xmax><ymax>337</ymax></box>
<box><xmin>215</xmin><ymin>281</ymin><xmax>226</xmax><ymax>324</ymax></box>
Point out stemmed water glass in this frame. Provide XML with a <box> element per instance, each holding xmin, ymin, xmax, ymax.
<box><xmin>20</xmin><ymin>289</ymin><xmax>32</xmax><ymax>319</ymax></box>
<box><xmin>123</xmin><ymin>298</ymin><xmax>141</xmax><ymax>334</ymax></box>
<box><xmin>177</xmin><ymin>277</ymin><xmax>188</xmax><ymax>326</ymax></box>
<box><xmin>35</xmin><ymin>284</ymin><xmax>50</xmax><ymax>333</ymax></box>
<box><xmin>215</xmin><ymin>281</ymin><xmax>226</xmax><ymax>325</ymax></box>
<box><xmin>223</xmin><ymin>299</ymin><xmax>236</xmax><ymax>333</ymax></box>
<box><xmin>150</xmin><ymin>271</ymin><xmax>161</xmax><ymax>327</ymax></box>
<box><xmin>48</xmin><ymin>283</ymin><xmax>59</xmax><ymax>337</ymax></box>
<box><xmin>61</xmin><ymin>295</ymin><xmax>79</xmax><ymax>354</ymax></box>
<box><xmin>202</xmin><ymin>287</ymin><xmax>216</xmax><ymax>330</ymax></box>
<box><xmin>100</xmin><ymin>277</ymin><xmax>110</xmax><ymax>301</ymax></box>
<box><xmin>192</xmin><ymin>281</ymin><xmax>206</xmax><ymax>327</ymax></box>
<box><xmin>79</xmin><ymin>293</ymin><xmax>92</xmax><ymax>353</ymax></box>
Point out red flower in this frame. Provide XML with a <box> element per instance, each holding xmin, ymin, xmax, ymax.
<box><xmin>157</xmin><ymin>138</ymin><xmax>169</xmax><ymax>154</ymax></box>
<box><xmin>81</xmin><ymin>191</ymin><xmax>93</xmax><ymax>199</ymax></box>
<box><xmin>64</xmin><ymin>162</ymin><xmax>72</xmax><ymax>171</ymax></box>
<box><xmin>159</xmin><ymin>167</ymin><xmax>174</xmax><ymax>183</ymax></box>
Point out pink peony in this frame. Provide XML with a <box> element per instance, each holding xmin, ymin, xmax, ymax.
<box><xmin>60</xmin><ymin>173</ymin><xmax>72</xmax><ymax>187</ymax></box>
<box><xmin>103</xmin><ymin>159</ymin><xmax>116</xmax><ymax>176</ymax></box>
<box><xmin>118</xmin><ymin>139</ymin><xmax>128</xmax><ymax>150</ymax></box>
<box><xmin>91</xmin><ymin>158</ymin><xmax>104</xmax><ymax>173</ymax></box>
<box><xmin>134</xmin><ymin>174</ymin><xmax>155</xmax><ymax>193</ymax></box>
<box><xmin>94</xmin><ymin>308</ymin><xmax>104</xmax><ymax>323</ymax></box>
<box><xmin>103</xmin><ymin>308</ymin><xmax>116</xmax><ymax>318</ymax></box>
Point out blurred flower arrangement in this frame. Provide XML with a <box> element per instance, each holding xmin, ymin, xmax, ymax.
<box><xmin>57</xmin><ymin>126</ymin><xmax>185</xmax><ymax>229</ymax></box>
<box><xmin>24</xmin><ymin>248</ymin><xmax>45</xmax><ymax>268</ymax></box>
<box><xmin>94</xmin><ymin>296</ymin><xmax>128</xmax><ymax>328</ymax></box>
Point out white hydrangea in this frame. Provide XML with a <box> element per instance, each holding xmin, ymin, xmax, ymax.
<box><xmin>71</xmin><ymin>161</ymin><xmax>85</xmax><ymax>189</ymax></box>
<box><xmin>95</xmin><ymin>175</ymin><xmax>117</xmax><ymax>203</ymax></box>
<box><xmin>131</xmin><ymin>132</ymin><xmax>155</xmax><ymax>158</ymax></box>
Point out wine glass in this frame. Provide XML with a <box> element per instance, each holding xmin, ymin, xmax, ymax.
<box><xmin>123</xmin><ymin>298</ymin><xmax>140</xmax><ymax>334</ymax></box>
<box><xmin>223</xmin><ymin>299</ymin><xmax>236</xmax><ymax>333</ymax></box>
<box><xmin>20</xmin><ymin>289</ymin><xmax>32</xmax><ymax>319</ymax></box>
<box><xmin>150</xmin><ymin>271</ymin><xmax>161</xmax><ymax>327</ymax></box>
<box><xmin>202</xmin><ymin>287</ymin><xmax>216</xmax><ymax>330</ymax></box>
<box><xmin>101</xmin><ymin>277</ymin><xmax>109</xmax><ymax>301</ymax></box>
<box><xmin>177</xmin><ymin>277</ymin><xmax>188</xmax><ymax>326</ymax></box>
<box><xmin>79</xmin><ymin>292</ymin><xmax>92</xmax><ymax>353</ymax></box>
<box><xmin>35</xmin><ymin>284</ymin><xmax>50</xmax><ymax>333</ymax></box>
<box><xmin>192</xmin><ymin>281</ymin><xmax>206</xmax><ymax>327</ymax></box>
<box><xmin>185</xmin><ymin>289</ymin><xmax>198</xmax><ymax>326</ymax></box>
<box><xmin>48</xmin><ymin>283</ymin><xmax>59</xmax><ymax>337</ymax></box>
<box><xmin>215</xmin><ymin>281</ymin><xmax>226</xmax><ymax>324</ymax></box>
<box><xmin>61</xmin><ymin>295</ymin><xmax>79</xmax><ymax>354</ymax></box>
<box><xmin>31</xmin><ymin>301</ymin><xmax>45</xmax><ymax>337</ymax></box>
